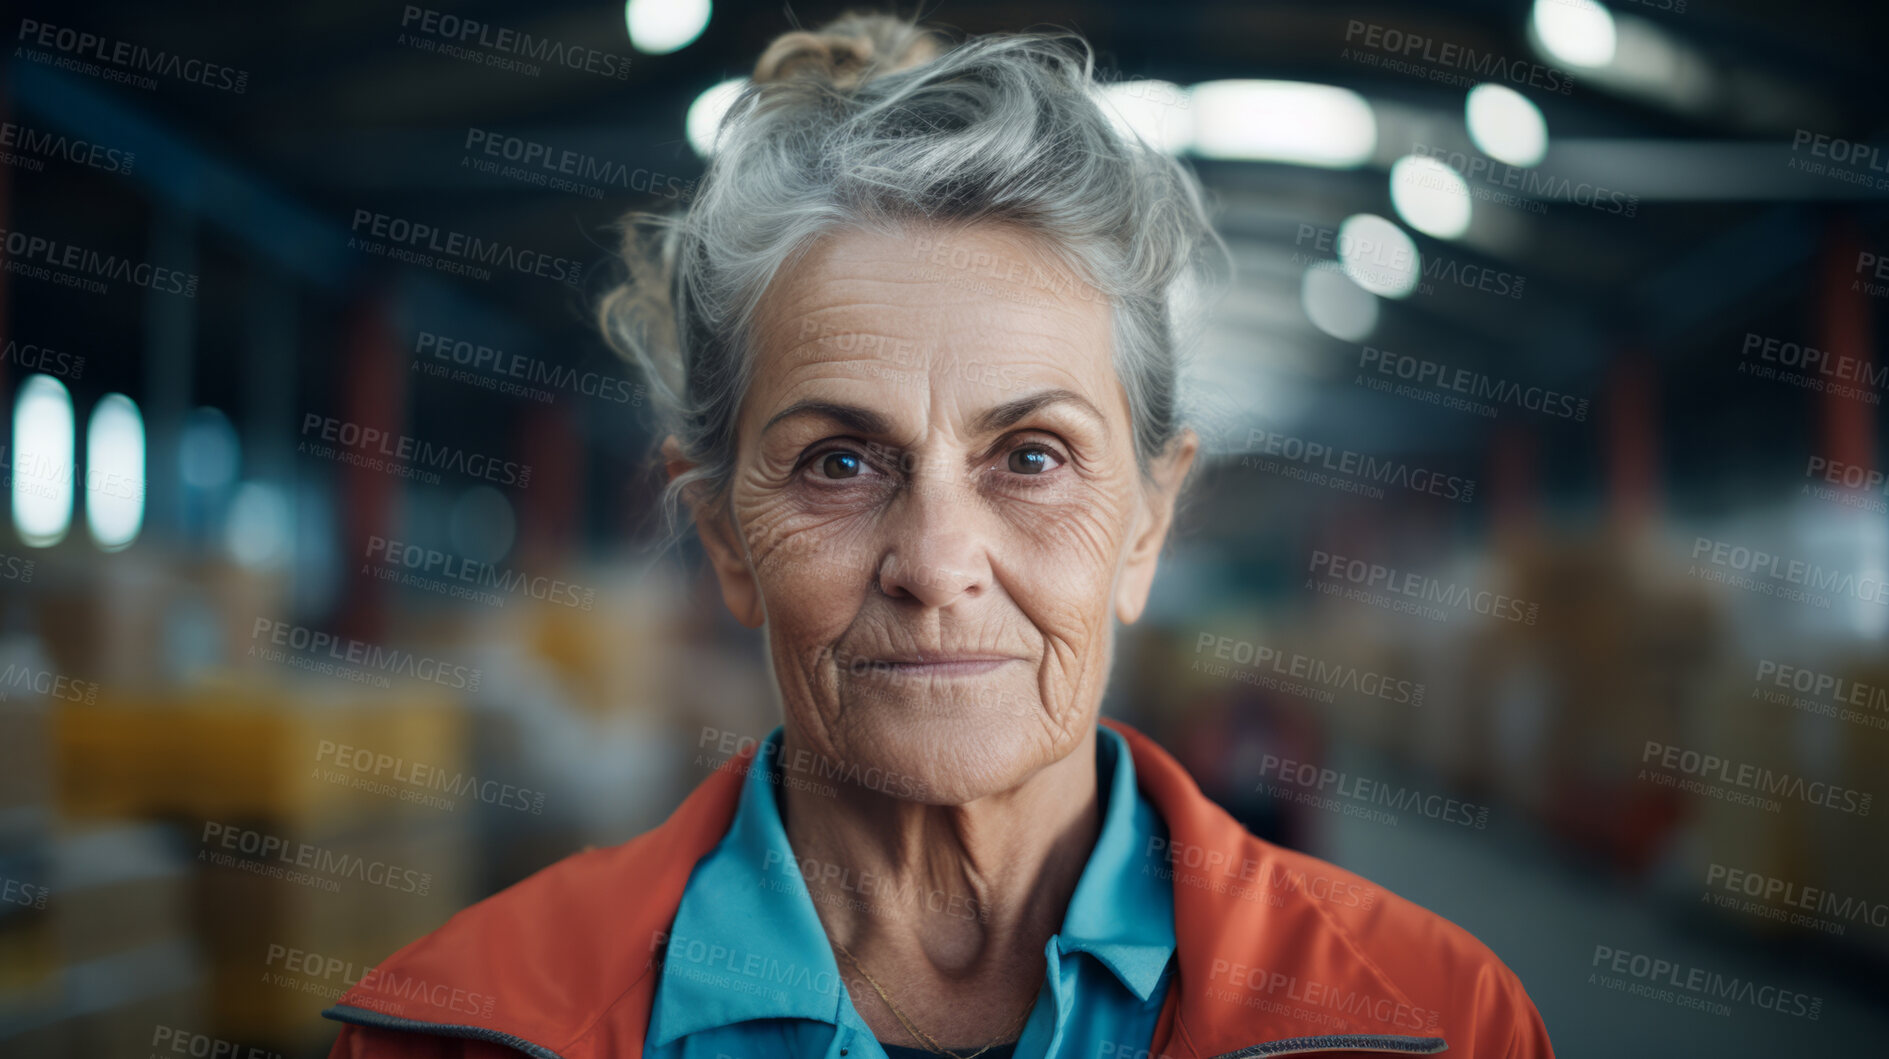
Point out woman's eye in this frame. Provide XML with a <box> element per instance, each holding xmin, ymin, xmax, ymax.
<box><xmin>815</xmin><ymin>450</ymin><xmax>865</xmax><ymax>479</ymax></box>
<box><xmin>1006</xmin><ymin>445</ymin><xmax>1061</xmax><ymax>475</ymax></box>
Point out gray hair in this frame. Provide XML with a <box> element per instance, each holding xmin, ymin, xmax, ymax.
<box><xmin>597</xmin><ymin>11</ymin><xmax>1227</xmax><ymax>537</ymax></box>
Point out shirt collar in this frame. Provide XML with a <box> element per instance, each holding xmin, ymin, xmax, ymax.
<box><xmin>647</xmin><ymin>729</ymin><xmax>848</xmax><ymax>1046</ymax></box>
<box><xmin>1058</xmin><ymin>723</ymin><xmax>1176</xmax><ymax>1001</ymax></box>
<box><xmin>648</xmin><ymin>724</ymin><xmax>1176</xmax><ymax>1044</ymax></box>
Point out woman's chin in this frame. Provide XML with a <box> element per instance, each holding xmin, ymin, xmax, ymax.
<box><xmin>831</xmin><ymin>704</ymin><xmax>1070</xmax><ymax>807</ymax></box>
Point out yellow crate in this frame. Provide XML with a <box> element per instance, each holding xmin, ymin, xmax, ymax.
<box><xmin>54</xmin><ymin>676</ymin><xmax>466</xmax><ymax>831</ymax></box>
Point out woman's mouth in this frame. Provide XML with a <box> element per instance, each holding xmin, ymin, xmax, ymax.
<box><xmin>854</xmin><ymin>653</ymin><xmax>1020</xmax><ymax>678</ymax></box>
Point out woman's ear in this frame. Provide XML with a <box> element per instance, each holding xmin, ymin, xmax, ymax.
<box><xmin>1114</xmin><ymin>428</ymin><xmax>1199</xmax><ymax>625</ymax></box>
<box><xmin>663</xmin><ymin>435</ymin><xmax>766</xmax><ymax>628</ymax></box>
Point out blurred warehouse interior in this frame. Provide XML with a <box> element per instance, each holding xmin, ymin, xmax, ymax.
<box><xmin>2</xmin><ymin>0</ymin><xmax>1889</xmax><ymax>1055</ymax></box>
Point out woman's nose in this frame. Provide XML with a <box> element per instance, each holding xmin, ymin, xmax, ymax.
<box><xmin>875</xmin><ymin>471</ymin><xmax>990</xmax><ymax>608</ymax></box>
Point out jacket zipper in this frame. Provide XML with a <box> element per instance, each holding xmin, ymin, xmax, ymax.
<box><xmin>323</xmin><ymin>1004</ymin><xmax>564</xmax><ymax>1058</ymax></box>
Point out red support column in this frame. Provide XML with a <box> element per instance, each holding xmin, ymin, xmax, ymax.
<box><xmin>1819</xmin><ymin>216</ymin><xmax>1875</xmax><ymax>488</ymax></box>
<box><xmin>1607</xmin><ymin>353</ymin><xmax>1658</xmax><ymax>539</ymax></box>
<box><xmin>336</xmin><ymin>293</ymin><xmax>404</xmax><ymax>644</ymax></box>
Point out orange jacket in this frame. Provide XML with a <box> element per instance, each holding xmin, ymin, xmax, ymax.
<box><xmin>324</xmin><ymin>719</ymin><xmax>1554</xmax><ymax>1058</ymax></box>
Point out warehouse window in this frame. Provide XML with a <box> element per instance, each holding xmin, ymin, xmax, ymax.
<box><xmin>12</xmin><ymin>373</ymin><xmax>76</xmax><ymax>548</ymax></box>
<box><xmin>86</xmin><ymin>393</ymin><xmax>147</xmax><ymax>552</ymax></box>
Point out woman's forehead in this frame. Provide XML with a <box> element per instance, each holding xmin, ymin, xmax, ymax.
<box><xmin>747</xmin><ymin>224</ymin><xmax>1118</xmax><ymax>405</ymax></box>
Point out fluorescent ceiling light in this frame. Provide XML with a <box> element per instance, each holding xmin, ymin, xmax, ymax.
<box><xmin>1531</xmin><ymin>0</ymin><xmax>1618</xmax><ymax>69</ymax></box>
<box><xmin>686</xmin><ymin>77</ymin><xmax>748</xmax><ymax>158</ymax></box>
<box><xmin>1390</xmin><ymin>155</ymin><xmax>1473</xmax><ymax>239</ymax></box>
<box><xmin>626</xmin><ymin>0</ymin><xmax>711</xmax><ymax>56</ymax></box>
<box><xmin>1096</xmin><ymin>80</ymin><xmax>1195</xmax><ymax>155</ymax></box>
<box><xmin>1301</xmin><ymin>266</ymin><xmax>1379</xmax><ymax>341</ymax></box>
<box><xmin>1337</xmin><ymin>214</ymin><xmax>1421</xmax><ymax>299</ymax></box>
<box><xmin>1467</xmin><ymin>83</ymin><xmax>1549</xmax><ymax>167</ymax></box>
<box><xmin>1189</xmin><ymin>80</ymin><xmax>1377</xmax><ymax>168</ymax></box>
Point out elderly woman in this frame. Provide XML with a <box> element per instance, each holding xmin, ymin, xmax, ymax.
<box><xmin>325</xmin><ymin>12</ymin><xmax>1552</xmax><ymax>1059</ymax></box>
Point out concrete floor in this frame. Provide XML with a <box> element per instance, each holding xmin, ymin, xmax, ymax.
<box><xmin>1303</xmin><ymin>747</ymin><xmax>1889</xmax><ymax>1057</ymax></box>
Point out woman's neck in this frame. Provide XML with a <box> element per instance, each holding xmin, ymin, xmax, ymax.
<box><xmin>777</xmin><ymin>725</ymin><xmax>1103</xmax><ymax>1042</ymax></box>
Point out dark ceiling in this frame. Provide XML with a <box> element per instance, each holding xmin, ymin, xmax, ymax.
<box><xmin>7</xmin><ymin>0</ymin><xmax>1888</xmax><ymax>546</ymax></box>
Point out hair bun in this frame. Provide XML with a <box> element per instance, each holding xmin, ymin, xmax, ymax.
<box><xmin>752</xmin><ymin>12</ymin><xmax>943</xmax><ymax>90</ymax></box>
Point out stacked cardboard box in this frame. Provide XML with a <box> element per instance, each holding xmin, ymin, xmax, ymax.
<box><xmin>52</xmin><ymin>677</ymin><xmax>472</xmax><ymax>1056</ymax></box>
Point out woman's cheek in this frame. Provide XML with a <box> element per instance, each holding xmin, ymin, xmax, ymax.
<box><xmin>1012</xmin><ymin>497</ymin><xmax>1121</xmax><ymax>590</ymax></box>
<box><xmin>748</xmin><ymin>504</ymin><xmax>880</xmax><ymax>598</ymax></box>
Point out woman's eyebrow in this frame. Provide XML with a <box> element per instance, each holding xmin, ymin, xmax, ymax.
<box><xmin>973</xmin><ymin>388</ymin><xmax>1106</xmax><ymax>433</ymax></box>
<box><xmin>760</xmin><ymin>388</ymin><xmax>1104</xmax><ymax>440</ymax></box>
<box><xmin>762</xmin><ymin>400</ymin><xmax>892</xmax><ymax>438</ymax></box>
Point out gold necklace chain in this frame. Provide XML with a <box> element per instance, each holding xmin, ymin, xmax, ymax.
<box><xmin>830</xmin><ymin>937</ymin><xmax>1035</xmax><ymax>1059</ymax></box>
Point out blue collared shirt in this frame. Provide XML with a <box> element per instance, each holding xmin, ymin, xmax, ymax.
<box><xmin>647</xmin><ymin>724</ymin><xmax>1175</xmax><ymax>1059</ymax></box>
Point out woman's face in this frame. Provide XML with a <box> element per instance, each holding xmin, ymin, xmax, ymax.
<box><xmin>674</xmin><ymin>223</ymin><xmax>1195</xmax><ymax>804</ymax></box>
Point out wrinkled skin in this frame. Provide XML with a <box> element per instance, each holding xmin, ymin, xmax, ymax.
<box><xmin>666</xmin><ymin>221</ymin><xmax>1196</xmax><ymax>1044</ymax></box>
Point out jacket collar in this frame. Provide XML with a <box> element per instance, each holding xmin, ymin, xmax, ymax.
<box><xmin>1106</xmin><ymin>720</ymin><xmax>1445</xmax><ymax>1057</ymax></box>
<box><xmin>324</xmin><ymin>720</ymin><xmax>1446</xmax><ymax>1059</ymax></box>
